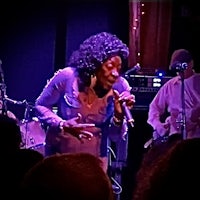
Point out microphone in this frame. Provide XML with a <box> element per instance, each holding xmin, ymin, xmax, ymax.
<box><xmin>122</xmin><ymin>102</ymin><xmax>134</xmax><ymax>127</ymax></box>
<box><xmin>171</xmin><ymin>62</ymin><xmax>188</xmax><ymax>72</ymax></box>
<box><xmin>124</xmin><ymin>63</ymin><xmax>141</xmax><ymax>75</ymax></box>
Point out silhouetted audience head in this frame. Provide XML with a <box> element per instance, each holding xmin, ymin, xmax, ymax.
<box><xmin>0</xmin><ymin>114</ymin><xmax>22</xmax><ymax>153</ymax></box>
<box><xmin>14</xmin><ymin>148</ymin><xmax>44</xmax><ymax>183</ymax></box>
<box><xmin>0</xmin><ymin>114</ymin><xmax>44</xmax><ymax>197</ymax></box>
<box><xmin>8</xmin><ymin>149</ymin><xmax>44</xmax><ymax>197</ymax></box>
<box><xmin>133</xmin><ymin>138</ymin><xmax>200</xmax><ymax>200</ymax></box>
<box><xmin>20</xmin><ymin>152</ymin><xmax>114</xmax><ymax>200</ymax></box>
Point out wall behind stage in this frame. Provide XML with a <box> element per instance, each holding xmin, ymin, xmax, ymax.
<box><xmin>0</xmin><ymin>0</ymin><xmax>129</xmax><ymax>120</ymax></box>
<box><xmin>55</xmin><ymin>0</ymin><xmax>129</xmax><ymax>71</ymax></box>
<box><xmin>0</xmin><ymin>1</ymin><xmax>57</xmax><ymax>119</ymax></box>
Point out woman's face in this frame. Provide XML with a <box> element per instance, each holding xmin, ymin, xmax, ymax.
<box><xmin>95</xmin><ymin>55</ymin><xmax>122</xmax><ymax>90</ymax></box>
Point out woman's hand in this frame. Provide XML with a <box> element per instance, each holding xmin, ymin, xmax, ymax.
<box><xmin>61</xmin><ymin>114</ymin><xmax>94</xmax><ymax>141</ymax></box>
<box><xmin>113</xmin><ymin>90</ymin><xmax>135</xmax><ymax>118</ymax></box>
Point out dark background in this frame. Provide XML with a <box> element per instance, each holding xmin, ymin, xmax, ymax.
<box><xmin>0</xmin><ymin>1</ymin><xmax>199</xmax><ymax>200</ymax></box>
<box><xmin>170</xmin><ymin>0</ymin><xmax>200</xmax><ymax>71</ymax></box>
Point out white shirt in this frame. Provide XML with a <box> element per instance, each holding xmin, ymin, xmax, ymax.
<box><xmin>147</xmin><ymin>73</ymin><xmax>200</xmax><ymax>139</ymax></box>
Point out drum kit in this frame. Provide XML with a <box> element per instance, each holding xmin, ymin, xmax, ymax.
<box><xmin>19</xmin><ymin>117</ymin><xmax>46</xmax><ymax>156</ymax></box>
<box><xmin>3</xmin><ymin>95</ymin><xmax>46</xmax><ymax>156</ymax></box>
<box><xmin>0</xmin><ymin>60</ymin><xmax>46</xmax><ymax>155</ymax></box>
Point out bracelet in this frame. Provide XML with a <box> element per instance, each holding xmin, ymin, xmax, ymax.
<box><xmin>112</xmin><ymin>115</ymin><xmax>123</xmax><ymax>126</ymax></box>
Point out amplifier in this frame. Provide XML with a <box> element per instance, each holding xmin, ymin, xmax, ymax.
<box><xmin>125</xmin><ymin>74</ymin><xmax>172</xmax><ymax>88</ymax></box>
<box><xmin>125</xmin><ymin>75</ymin><xmax>172</xmax><ymax>108</ymax></box>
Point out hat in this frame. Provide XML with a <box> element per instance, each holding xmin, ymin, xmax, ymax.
<box><xmin>170</xmin><ymin>49</ymin><xmax>192</xmax><ymax>68</ymax></box>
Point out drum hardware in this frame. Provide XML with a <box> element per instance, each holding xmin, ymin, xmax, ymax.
<box><xmin>2</xmin><ymin>94</ymin><xmax>46</xmax><ymax>155</ymax></box>
<box><xmin>20</xmin><ymin>118</ymin><xmax>46</xmax><ymax>155</ymax></box>
<box><xmin>29</xmin><ymin>137</ymin><xmax>35</xmax><ymax>145</ymax></box>
<box><xmin>0</xmin><ymin>59</ymin><xmax>8</xmax><ymax>115</ymax></box>
<box><xmin>4</xmin><ymin>94</ymin><xmax>46</xmax><ymax>155</ymax></box>
<box><xmin>19</xmin><ymin>101</ymin><xmax>46</xmax><ymax>155</ymax></box>
<box><xmin>0</xmin><ymin>59</ymin><xmax>45</xmax><ymax>155</ymax></box>
<box><xmin>4</xmin><ymin>96</ymin><xmax>26</xmax><ymax>105</ymax></box>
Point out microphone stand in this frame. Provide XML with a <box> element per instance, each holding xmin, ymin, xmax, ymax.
<box><xmin>23</xmin><ymin>100</ymin><xmax>32</xmax><ymax>122</ymax></box>
<box><xmin>171</xmin><ymin>61</ymin><xmax>188</xmax><ymax>140</ymax></box>
<box><xmin>22</xmin><ymin>100</ymin><xmax>34</xmax><ymax>149</ymax></box>
<box><xmin>178</xmin><ymin>71</ymin><xmax>187</xmax><ymax>140</ymax></box>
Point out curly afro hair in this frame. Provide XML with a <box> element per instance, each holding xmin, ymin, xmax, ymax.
<box><xmin>68</xmin><ymin>32</ymin><xmax>129</xmax><ymax>76</ymax></box>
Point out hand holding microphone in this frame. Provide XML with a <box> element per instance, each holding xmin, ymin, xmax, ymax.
<box><xmin>113</xmin><ymin>90</ymin><xmax>135</xmax><ymax>127</ymax></box>
<box><xmin>121</xmin><ymin>102</ymin><xmax>134</xmax><ymax>127</ymax></box>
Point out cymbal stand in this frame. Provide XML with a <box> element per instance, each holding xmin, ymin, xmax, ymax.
<box><xmin>0</xmin><ymin>83</ymin><xmax>8</xmax><ymax>115</ymax></box>
<box><xmin>22</xmin><ymin>100</ymin><xmax>34</xmax><ymax>148</ymax></box>
<box><xmin>0</xmin><ymin>60</ymin><xmax>8</xmax><ymax>115</ymax></box>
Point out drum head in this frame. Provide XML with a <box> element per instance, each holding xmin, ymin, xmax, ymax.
<box><xmin>20</xmin><ymin>119</ymin><xmax>46</xmax><ymax>155</ymax></box>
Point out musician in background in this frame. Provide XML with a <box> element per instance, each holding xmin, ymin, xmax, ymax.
<box><xmin>147</xmin><ymin>49</ymin><xmax>200</xmax><ymax>145</ymax></box>
<box><xmin>135</xmin><ymin>49</ymin><xmax>200</xmax><ymax>194</ymax></box>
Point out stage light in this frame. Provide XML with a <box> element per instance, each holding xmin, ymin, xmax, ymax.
<box><xmin>155</xmin><ymin>69</ymin><xmax>166</xmax><ymax>78</ymax></box>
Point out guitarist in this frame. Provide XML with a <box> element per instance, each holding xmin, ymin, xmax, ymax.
<box><xmin>145</xmin><ymin>49</ymin><xmax>200</xmax><ymax>157</ymax></box>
